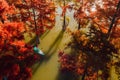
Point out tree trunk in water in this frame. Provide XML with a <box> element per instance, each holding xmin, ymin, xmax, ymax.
<box><xmin>62</xmin><ymin>14</ymin><xmax>66</xmax><ymax>31</ymax></box>
<box><xmin>31</xmin><ymin>0</ymin><xmax>40</xmax><ymax>46</ymax></box>
<box><xmin>62</xmin><ymin>0</ymin><xmax>66</xmax><ymax>31</ymax></box>
<box><xmin>78</xmin><ymin>21</ymin><xmax>80</xmax><ymax>30</ymax></box>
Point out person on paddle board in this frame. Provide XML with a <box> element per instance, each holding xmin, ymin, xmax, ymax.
<box><xmin>33</xmin><ymin>46</ymin><xmax>45</xmax><ymax>56</ymax></box>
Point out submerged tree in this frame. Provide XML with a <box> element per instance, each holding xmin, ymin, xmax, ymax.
<box><xmin>5</xmin><ymin>0</ymin><xmax>55</xmax><ymax>45</ymax></box>
<box><xmin>56</xmin><ymin>0</ymin><xmax>73</xmax><ymax>31</ymax></box>
<box><xmin>0</xmin><ymin>0</ymin><xmax>55</xmax><ymax>79</ymax></box>
<box><xmin>74</xmin><ymin>0</ymin><xmax>120</xmax><ymax>32</ymax></box>
<box><xmin>0</xmin><ymin>1</ymin><xmax>40</xmax><ymax>80</ymax></box>
<box><xmin>58</xmin><ymin>0</ymin><xmax>120</xmax><ymax>80</ymax></box>
<box><xmin>58</xmin><ymin>24</ymin><xmax>120</xmax><ymax>80</ymax></box>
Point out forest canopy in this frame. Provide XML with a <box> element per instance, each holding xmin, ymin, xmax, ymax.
<box><xmin>0</xmin><ymin>0</ymin><xmax>120</xmax><ymax>80</ymax></box>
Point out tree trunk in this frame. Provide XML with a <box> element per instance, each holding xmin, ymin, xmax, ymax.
<box><xmin>62</xmin><ymin>0</ymin><xmax>66</xmax><ymax>31</ymax></box>
<box><xmin>31</xmin><ymin>0</ymin><xmax>40</xmax><ymax>45</ymax></box>
<box><xmin>62</xmin><ymin>14</ymin><xmax>66</xmax><ymax>31</ymax></box>
<box><xmin>78</xmin><ymin>21</ymin><xmax>80</xmax><ymax>30</ymax></box>
<box><xmin>107</xmin><ymin>0</ymin><xmax>120</xmax><ymax>38</ymax></box>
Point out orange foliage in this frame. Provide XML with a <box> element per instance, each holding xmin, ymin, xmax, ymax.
<box><xmin>0</xmin><ymin>0</ymin><xmax>44</xmax><ymax>79</ymax></box>
<box><xmin>6</xmin><ymin>0</ymin><xmax>55</xmax><ymax>35</ymax></box>
<box><xmin>59</xmin><ymin>27</ymin><xmax>119</xmax><ymax>79</ymax></box>
<box><xmin>74</xmin><ymin>0</ymin><xmax>120</xmax><ymax>34</ymax></box>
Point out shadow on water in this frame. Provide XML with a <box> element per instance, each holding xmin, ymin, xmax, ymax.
<box><xmin>44</xmin><ymin>30</ymin><xmax>64</xmax><ymax>62</ymax></box>
<box><xmin>27</xmin><ymin>36</ymin><xmax>37</xmax><ymax>45</ymax></box>
<box><xmin>40</xmin><ymin>30</ymin><xmax>50</xmax><ymax>40</ymax></box>
<box><xmin>32</xmin><ymin>30</ymin><xmax>64</xmax><ymax>74</ymax></box>
<box><xmin>27</xmin><ymin>30</ymin><xmax>50</xmax><ymax>45</ymax></box>
<box><xmin>56</xmin><ymin>71</ymin><xmax>80</xmax><ymax>80</ymax></box>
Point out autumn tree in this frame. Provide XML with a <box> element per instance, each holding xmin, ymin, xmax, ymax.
<box><xmin>58</xmin><ymin>24</ymin><xmax>120</xmax><ymax>80</ymax></box>
<box><xmin>56</xmin><ymin>0</ymin><xmax>74</xmax><ymax>31</ymax></box>
<box><xmin>0</xmin><ymin>0</ymin><xmax>55</xmax><ymax>79</ymax></box>
<box><xmin>74</xmin><ymin>0</ymin><xmax>120</xmax><ymax>32</ymax></box>
<box><xmin>5</xmin><ymin>0</ymin><xmax>55</xmax><ymax>45</ymax></box>
<box><xmin>0</xmin><ymin>15</ymin><xmax>38</xmax><ymax>80</ymax></box>
<box><xmin>58</xmin><ymin>0</ymin><xmax>120</xmax><ymax>80</ymax></box>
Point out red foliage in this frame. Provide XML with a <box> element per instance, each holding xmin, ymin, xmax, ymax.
<box><xmin>0</xmin><ymin>0</ymin><xmax>45</xmax><ymax>79</ymax></box>
<box><xmin>74</xmin><ymin>0</ymin><xmax>120</xmax><ymax>36</ymax></box>
<box><xmin>58</xmin><ymin>26</ymin><xmax>119</xmax><ymax>80</ymax></box>
<box><xmin>58</xmin><ymin>51</ymin><xmax>85</xmax><ymax>75</ymax></box>
<box><xmin>6</xmin><ymin>0</ymin><xmax>55</xmax><ymax>35</ymax></box>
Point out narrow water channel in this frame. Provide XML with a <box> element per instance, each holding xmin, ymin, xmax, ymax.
<box><xmin>31</xmin><ymin>6</ymin><xmax>77</xmax><ymax>80</ymax></box>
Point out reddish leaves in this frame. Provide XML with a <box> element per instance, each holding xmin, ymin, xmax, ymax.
<box><xmin>0</xmin><ymin>1</ymin><xmax>42</xmax><ymax>79</ymax></box>
<box><xmin>58</xmin><ymin>26</ymin><xmax>119</xmax><ymax>79</ymax></box>
<box><xmin>74</xmin><ymin>0</ymin><xmax>120</xmax><ymax>35</ymax></box>
<box><xmin>8</xmin><ymin>0</ymin><xmax>55</xmax><ymax>35</ymax></box>
<box><xmin>58</xmin><ymin>51</ymin><xmax>85</xmax><ymax>75</ymax></box>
